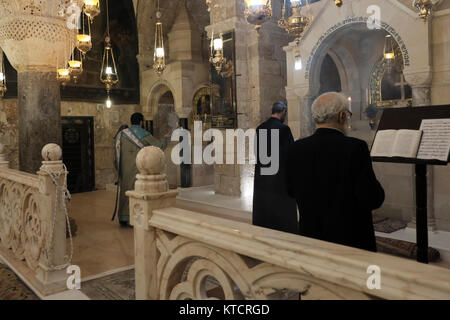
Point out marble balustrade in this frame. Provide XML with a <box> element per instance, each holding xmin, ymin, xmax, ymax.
<box><xmin>0</xmin><ymin>143</ymin><xmax>69</xmax><ymax>295</ymax></box>
<box><xmin>129</xmin><ymin>146</ymin><xmax>450</xmax><ymax>300</ymax></box>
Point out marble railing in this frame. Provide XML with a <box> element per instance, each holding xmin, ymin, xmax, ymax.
<box><xmin>129</xmin><ymin>147</ymin><xmax>450</xmax><ymax>300</ymax></box>
<box><xmin>0</xmin><ymin>143</ymin><xmax>69</xmax><ymax>295</ymax></box>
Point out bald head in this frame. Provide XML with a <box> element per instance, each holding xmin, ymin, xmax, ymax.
<box><xmin>311</xmin><ymin>92</ymin><xmax>349</xmax><ymax>125</ymax></box>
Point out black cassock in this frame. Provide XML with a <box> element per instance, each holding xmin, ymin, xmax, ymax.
<box><xmin>286</xmin><ymin>128</ymin><xmax>385</xmax><ymax>252</ymax></box>
<box><xmin>253</xmin><ymin>118</ymin><xmax>298</xmax><ymax>234</ymax></box>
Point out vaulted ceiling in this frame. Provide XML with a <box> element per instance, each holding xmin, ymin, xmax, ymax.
<box><xmin>135</xmin><ymin>0</ymin><xmax>210</xmax><ymax>56</ymax></box>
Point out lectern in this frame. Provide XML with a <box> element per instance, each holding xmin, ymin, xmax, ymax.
<box><xmin>372</xmin><ymin>105</ymin><xmax>450</xmax><ymax>264</ymax></box>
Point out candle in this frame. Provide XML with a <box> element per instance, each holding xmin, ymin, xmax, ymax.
<box><xmin>348</xmin><ymin>97</ymin><xmax>352</xmax><ymax>113</ymax></box>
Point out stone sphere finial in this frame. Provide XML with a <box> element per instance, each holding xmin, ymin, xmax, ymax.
<box><xmin>136</xmin><ymin>146</ymin><xmax>165</xmax><ymax>175</ymax></box>
<box><xmin>41</xmin><ymin>143</ymin><xmax>62</xmax><ymax>161</ymax></box>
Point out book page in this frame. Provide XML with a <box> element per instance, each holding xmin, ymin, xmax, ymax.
<box><xmin>371</xmin><ymin>130</ymin><xmax>397</xmax><ymax>157</ymax></box>
<box><xmin>417</xmin><ymin>119</ymin><xmax>450</xmax><ymax>162</ymax></box>
<box><xmin>391</xmin><ymin>130</ymin><xmax>423</xmax><ymax>158</ymax></box>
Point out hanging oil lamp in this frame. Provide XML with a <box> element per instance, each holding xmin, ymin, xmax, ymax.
<box><xmin>100</xmin><ymin>0</ymin><xmax>119</xmax><ymax>108</ymax></box>
<box><xmin>153</xmin><ymin>1</ymin><xmax>166</xmax><ymax>76</ymax></box>
<box><xmin>100</xmin><ymin>36</ymin><xmax>119</xmax><ymax>93</ymax></box>
<box><xmin>77</xmin><ymin>12</ymin><xmax>92</xmax><ymax>56</ymax></box>
<box><xmin>278</xmin><ymin>0</ymin><xmax>311</xmax><ymax>44</ymax></box>
<box><xmin>68</xmin><ymin>48</ymin><xmax>83</xmax><ymax>83</ymax></box>
<box><xmin>244</xmin><ymin>0</ymin><xmax>273</xmax><ymax>32</ymax></box>
<box><xmin>413</xmin><ymin>0</ymin><xmax>440</xmax><ymax>21</ymax></box>
<box><xmin>83</xmin><ymin>0</ymin><xmax>101</xmax><ymax>22</ymax></box>
<box><xmin>209</xmin><ymin>32</ymin><xmax>225</xmax><ymax>73</ymax></box>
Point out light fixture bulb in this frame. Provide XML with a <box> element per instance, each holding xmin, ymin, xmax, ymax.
<box><xmin>106</xmin><ymin>97</ymin><xmax>112</xmax><ymax>109</ymax></box>
<box><xmin>213</xmin><ymin>38</ymin><xmax>223</xmax><ymax>50</ymax></box>
<box><xmin>0</xmin><ymin>72</ymin><xmax>4</xmax><ymax>82</ymax></box>
<box><xmin>248</xmin><ymin>0</ymin><xmax>265</xmax><ymax>7</ymax></box>
<box><xmin>295</xmin><ymin>55</ymin><xmax>303</xmax><ymax>71</ymax></box>
<box><xmin>156</xmin><ymin>47</ymin><xmax>165</xmax><ymax>58</ymax></box>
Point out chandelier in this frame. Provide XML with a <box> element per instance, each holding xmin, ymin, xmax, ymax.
<box><xmin>413</xmin><ymin>0</ymin><xmax>440</xmax><ymax>21</ymax></box>
<box><xmin>383</xmin><ymin>34</ymin><xmax>396</xmax><ymax>74</ymax></box>
<box><xmin>153</xmin><ymin>1</ymin><xmax>166</xmax><ymax>76</ymax></box>
<box><xmin>210</xmin><ymin>32</ymin><xmax>225</xmax><ymax>73</ymax></box>
<box><xmin>0</xmin><ymin>52</ymin><xmax>6</xmax><ymax>98</ymax></box>
<box><xmin>244</xmin><ymin>0</ymin><xmax>273</xmax><ymax>32</ymax></box>
<box><xmin>278</xmin><ymin>0</ymin><xmax>311</xmax><ymax>44</ymax></box>
<box><xmin>76</xmin><ymin>12</ymin><xmax>92</xmax><ymax>56</ymax></box>
<box><xmin>83</xmin><ymin>0</ymin><xmax>101</xmax><ymax>22</ymax></box>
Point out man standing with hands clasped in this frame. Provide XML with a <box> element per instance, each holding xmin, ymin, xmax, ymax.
<box><xmin>287</xmin><ymin>92</ymin><xmax>385</xmax><ymax>252</ymax></box>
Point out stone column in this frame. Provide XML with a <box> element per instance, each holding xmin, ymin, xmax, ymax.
<box><xmin>404</xmin><ymin>68</ymin><xmax>436</xmax><ymax>230</ymax></box>
<box><xmin>127</xmin><ymin>146</ymin><xmax>178</xmax><ymax>300</ymax></box>
<box><xmin>0</xmin><ymin>0</ymin><xmax>82</xmax><ymax>173</ymax></box>
<box><xmin>19</xmin><ymin>72</ymin><xmax>62</xmax><ymax>173</ymax></box>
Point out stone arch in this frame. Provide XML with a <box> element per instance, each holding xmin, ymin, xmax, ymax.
<box><xmin>145</xmin><ymin>81</ymin><xmax>178</xmax><ymax>119</ymax></box>
<box><xmin>284</xmin><ymin>0</ymin><xmax>431</xmax><ymax>138</ymax></box>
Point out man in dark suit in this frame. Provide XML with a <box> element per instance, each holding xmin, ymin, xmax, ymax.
<box><xmin>287</xmin><ymin>92</ymin><xmax>385</xmax><ymax>252</ymax></box>
<box><xmin>253</xmin><ymin>102</ymin><xmax>298</xmax><ymax>234</ymax></box>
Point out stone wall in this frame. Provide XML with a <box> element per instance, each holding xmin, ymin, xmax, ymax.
<box><xmin>0</xmin><ymin>99</ymin><xmax>141</xmax><ymax>190</ymax></box>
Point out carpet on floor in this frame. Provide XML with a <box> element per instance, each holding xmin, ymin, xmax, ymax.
<box><xmin>81</xmin><ymin>269</ymin><xmax>135</xmax><ymax>300</ymax></box>
<box><xmin>376</xmin><ymin>237</ymin><xmax>440</xmax><ymax>262</ymax></box>
<box><xmin>374</xmin><ymin>218</ymin><xmax>407</xmax><ymax>233</ymax></box>
<box><xmin>0</xmin><ymin>264</ymin><xmax>38</xmax><ymax>300</ymax></box>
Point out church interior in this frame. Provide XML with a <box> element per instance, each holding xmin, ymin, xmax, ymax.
<box><xmin>1</xmin><ymin>0</ymin><xmax>450</xmax><ymax>301</ymax></box>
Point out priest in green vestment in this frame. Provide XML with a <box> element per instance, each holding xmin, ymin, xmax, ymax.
<box><xmin>114</xmin><ymin>113</ymin><xmax>168</xmax><ymax>226</ymax></box>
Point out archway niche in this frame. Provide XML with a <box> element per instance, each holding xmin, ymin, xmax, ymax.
<box><xmin>150</xmin><ymin>84</ymin><xmax>180</xmax><ymax>189</ymax></box>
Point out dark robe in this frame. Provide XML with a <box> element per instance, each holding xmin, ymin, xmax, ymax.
<box><xmin>286</xmin><ymin>128</ymin><xmax>385</xmax><ymax>252</ymax></box>
<box><xmin>253</xmin><ymin>117</ymin><xmax>298</xmax><ymax>234</ymax></box>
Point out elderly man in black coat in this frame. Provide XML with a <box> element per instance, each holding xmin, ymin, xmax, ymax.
<box><xmin>287</xmin><ymin>92</ymin><xmax>385</xmax><ymax>252</ymax></box>
<box><xmin>253</xmin><ymin>102</ymin><xmax>298</xmax><ymax>234</ymax></box>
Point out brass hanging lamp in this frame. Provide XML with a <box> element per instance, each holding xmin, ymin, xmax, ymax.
<box><xmin>334</xmin><ymin>0</ymin><xmax>343</xmax><ymax>7</ymax></box>
<box><xmin>413</xmin><ymin>0</ymin><xmax>441</xmax><ymax>21</ymax></box>
<box><xmin>100</xmin><ymin>0</ymin><xmax>119</xmax><ymax>106</ymax></box>
<box><xmin>83</xmin><ymin>0</ymin><xmax>101</xmax><ymax>22</ymax></box>
<box><xmin>68</xmin><ymin>46</ymin><xmax>83</xmax><ymax>83</ymax></box>
<box><xmin>76</xmin><ymin>12</ymin><xmax>93</xmax><ymax>57</ymax></box>
<box><xmin>209</xmin><ymin>32</ymin><xmax>225</xmax><ymax>73</ymax></box>
<box><xmin>278</xmin><ymin>0</ymin><xmax>311</xmax><ymax>45</ymax></box>
<box><xmin>244</xmin><ymin>0</ymin><xmax>273</xmax><ymax>32</ymax></box>
<box><xmin>153</xmin><ymin>0</ymin><xmax>166</xmax><ymax>76</ymax></box>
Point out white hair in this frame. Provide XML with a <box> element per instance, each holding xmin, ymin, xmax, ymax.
<box><xmin>311</xmin><ymin>92</ymin><xmax>349</xmax><ymax>124</ymax></box>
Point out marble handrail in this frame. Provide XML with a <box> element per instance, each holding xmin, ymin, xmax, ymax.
<box><xmin>129</xmin><ymin>146</ymin><xmax>450</xmax><ymax>301</ymax></box>
<box><xmin>150</xmin><ymin>207</ymin><xmax>450</xmax><ymax>300</ymax></box>
<box><xmin>0</xmin><ymin>168</ymin><xmax>40</xmax><ymax>189</ymax></box>
<box><xmin>0</xmin><ymin>144</ymin><xmax>69</xmax><ymax>296</ymax></box>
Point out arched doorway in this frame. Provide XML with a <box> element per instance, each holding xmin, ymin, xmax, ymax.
<box><xmin>285</xmin><ymin>1</ymin><xmax>431</xmax><ymax>139</ymax></box>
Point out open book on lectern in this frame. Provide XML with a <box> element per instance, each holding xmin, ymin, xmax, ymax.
<box><xmin>371</xmin><ymin>118</ymin><xmax>450</xmax><ymax>162</ymax></box>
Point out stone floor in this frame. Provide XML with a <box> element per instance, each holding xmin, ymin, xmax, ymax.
<box><xmin>68</xmin><ymin>190</ymin><xmax>135</xmax><ymax>280</ymax></box>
